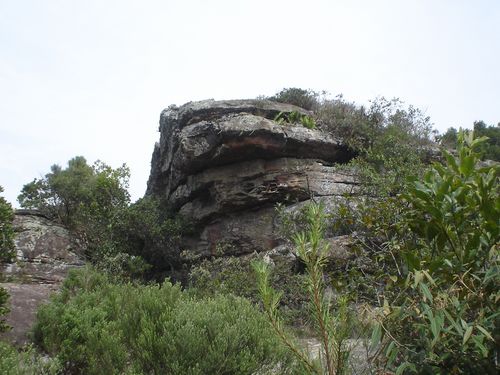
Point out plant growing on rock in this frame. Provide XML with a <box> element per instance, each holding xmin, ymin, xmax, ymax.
<box><xmin>254</xmin><ymin>202</ymin><xmax>353</xmax><ymax>375</ymax></box>
<box><xmin>274</xmin><ymin>111</ymin><xmax>317</xmax><ymax>129</ymax></box>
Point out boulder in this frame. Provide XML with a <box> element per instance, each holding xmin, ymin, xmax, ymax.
<box><xmin>0</xmin><ymin>210</ymin><xmax>83</xmax><ymax>346</ymax></box>
<box><xmin>1</xmin><ymin>210</ymin><xmax>83</xmax><ymax>284</ymax></box>
<box><xmin>147</xmin><ymin>99</ymin><xmax>360</xmax><ymax>260</ymax></box>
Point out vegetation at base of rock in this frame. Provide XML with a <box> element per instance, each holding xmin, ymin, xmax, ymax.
<box><xmin>439</xmin><ymin>121</ymin><xmax>500</xmax><ymax>161</ymax></box>
<box><xmin>189</xmin><ymin>255</ymin><xmax>310</xmax><ymax>326</ymax></box>
<box><xmin>109</xmin><ymin>196</ymin><xmax>189</xmax><ymax>272</ymax></box>
<box><xmin>33</xmin><ymin>267</ymin><xmax>298</xmax><ymax>374</ymax></box>
<box><xmin>0</xmin><ymin>341</ymin><xmax>61</xmax><ymax>374</ymax></box>
<box><xmin>370</xmin><ymin>131</ymin><xmax>499</xmax><ymax>373</ymax></box>
<box><xmin>0</xmin><ymin>185</ymin><xmax>15</xmax><ymax>332</ymax></box>
<box><xmin>254</xmin><ymin>203</ymin><xmax>357</xmax><ymax>375</ymax></box>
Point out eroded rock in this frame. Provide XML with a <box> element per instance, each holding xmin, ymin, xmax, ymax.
<box><xmin>147</xmin><ymin>99</ymin><xmax>359</xmax><ymax>260</ymax></box>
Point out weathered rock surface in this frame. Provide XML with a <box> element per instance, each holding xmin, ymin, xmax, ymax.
<box><xmin>0</xmin><ymin>210</ymin><xmax>83</xmax><ymax>346</ymax></box>
<box><xmin>147</xmin><ymin>99</ymin><xmax>359</xmax><ymax>259</ymax></box>
<box><xmin>1</xmin><ymin>210</ymin><xmax>83</xmax><ymax>284</ymax></box>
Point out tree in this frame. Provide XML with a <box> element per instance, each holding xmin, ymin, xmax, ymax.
<box><xmin>0</xmin><ymin>186</ymin><xmax>14</xmax><ymax>263</ymax></box>
<box><xmin>438</xmin><ymin>122</ymin><xmax>499</xmax><ymax>161</ymax></box>
<box><xmin>18</xmin><ymin>157</ymin><xmax>130</xmax><ymax>261</ymax></box>
<box><xmin>18</xmin><ymin>157</ymin><xmax>130</xmax><ymax>229</ymax></box>
<box><xmin>0</xmin><ymin>186</ymin><xmax>15</xmax><ymax>332</ymax></box>
<box><xmin>437</xmin><ymin>127</ymin><xmax>458</xmax><ymax>149</ymax></box>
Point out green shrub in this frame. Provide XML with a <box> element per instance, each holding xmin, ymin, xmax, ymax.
<box><xmin>189</xmin><ymin>255</ymin><xmax>309</xmax><ymax>326</ymax></box>
<box><xmin>0</xmin><ymin>341</ymin><xmax>61</xmax><ymax>375</ymax></box>
<box><xmin>34</xmin><ymin>267</ymin><xmax>297</xmax><ymax>374</ymax></box>
<box><xmin>110</xmin><ymin>196</ymin><xmax>188</xmax><ymax>271</ymax></box>
<box><xmin>274</xmin><ymin>111</ymin><xmax>317</xmax><ymax>129</ymax></box>
<box><xmin>268</xmin><ymin>87</ymin><xmax>320</xmax><ymax>110</ymax></box>
<box><xmin>372</xmin><ymin>131</ymin><xmax>500</xmax><ymax>373</ymax></box>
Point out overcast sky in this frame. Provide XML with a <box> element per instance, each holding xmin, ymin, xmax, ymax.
<box><xmin>1</xmin><ymin>0</ymin><xmax>499</xmax><ymax>206</ymax></box>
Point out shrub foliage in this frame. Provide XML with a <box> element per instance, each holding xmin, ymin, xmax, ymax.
<box><xmin>372</xmin><ymin>131</ymin><xmax>499</xmax><ymax>373</ymax></box>
<box><xmin>33</xmin><ymin>267</ymin><xmax>297</xmax><ymax>374</ymax></box>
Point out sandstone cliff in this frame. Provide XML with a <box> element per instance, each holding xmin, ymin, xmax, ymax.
<box><xmin>147</xmin><ymin>99</ymin><xmax>360</xmax><ymax>259</ymax></box>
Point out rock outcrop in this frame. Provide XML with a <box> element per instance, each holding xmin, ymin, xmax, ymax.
<box><xmin>147</xmin><ymin>99</ymin><xmax>360</xmax><ymax>259</ymax></box>
<box><xmin>0</xmin><ymin>210</ymin><xmax>83</xmax><ymax>345</ymax></box>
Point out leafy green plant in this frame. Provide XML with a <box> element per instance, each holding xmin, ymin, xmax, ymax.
<box><xmin>34</xmin><ymin>267</ymin><xmax>297</xmax><ymax>374</ymax></box>
<box><xmin>372</xmin><ymin>131</ymin><xmax>499</xmax><ymax>374</ymax></box>
<box><xmin>254</xmin><ymin>203</ymin><xmax>354</xmax><ymax>375</ymax></box>
<box><xmin>274</xmin><ymin>111</ymin><xmax>317</xmax><ymax>129</ymax></box>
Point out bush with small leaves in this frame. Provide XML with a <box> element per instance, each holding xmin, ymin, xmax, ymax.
<box><xmin>0</xmin><ymin>342</ymin><xmax>61</xmax><ymax>375</ymax></box>
<box><xmin>34</xmin><ymin>267</ymin><xmax>298</xmax><ymax>374</ymax></box>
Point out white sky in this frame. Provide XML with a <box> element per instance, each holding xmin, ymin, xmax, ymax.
<box><xmin>1</xmin><ymin>0</ymin><xmax>499</xmax><ymax>206</ymax></box>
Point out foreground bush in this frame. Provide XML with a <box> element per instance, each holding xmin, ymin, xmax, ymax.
<box><xmin>0</xmin><ymin>341</ymin><xmax>61</xmax><ymax>375</ymax></box>
<box><xmin>373</xmin><ymin>132</ymin><xmax>499</xmax><ymax>374</ymax></box>
<box><xmin>34</xmin><ymin>267</ymin><xmax>296</xmax><ymax>374</ymax></box>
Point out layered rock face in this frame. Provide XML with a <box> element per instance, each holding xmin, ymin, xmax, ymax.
<box><xmin>0</xmin><ymin>210</ymin><xmax>83</xmax><ymax>345</ymax></box>
<box><xmin>147</xmin><ymin>99</ymin><xmax>359</xmax><ymax>259</ymax></box>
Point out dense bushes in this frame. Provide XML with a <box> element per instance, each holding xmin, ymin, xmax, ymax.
<box><xmin>189</xmin><ymin>255</ymin><xmax>309</xmax><ymax>325</ymax></box>
<box><xmin>33</xmin><ymin>267</ymin><xmax>297</xmax><ymax>374</ymax></box>
<box><xmin>265</xmin><ymin>89</ymin><xmax>434</xmax><ymax>196</ymax></box>
<box><xmin>0</xmin><ymin>342</ymin><xmax>61</xmax><ymax>375</ymax></box>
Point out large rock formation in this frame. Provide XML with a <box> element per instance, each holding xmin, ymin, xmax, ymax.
<box><xmin>0</xmin><ymin>210</ymin><xmax>83</xmax><ymax>345</ymax></box>
<box><xmin>147</xmin><ymin>99</ymin><xmax>360</xmax><ymax>259</ymax></box>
